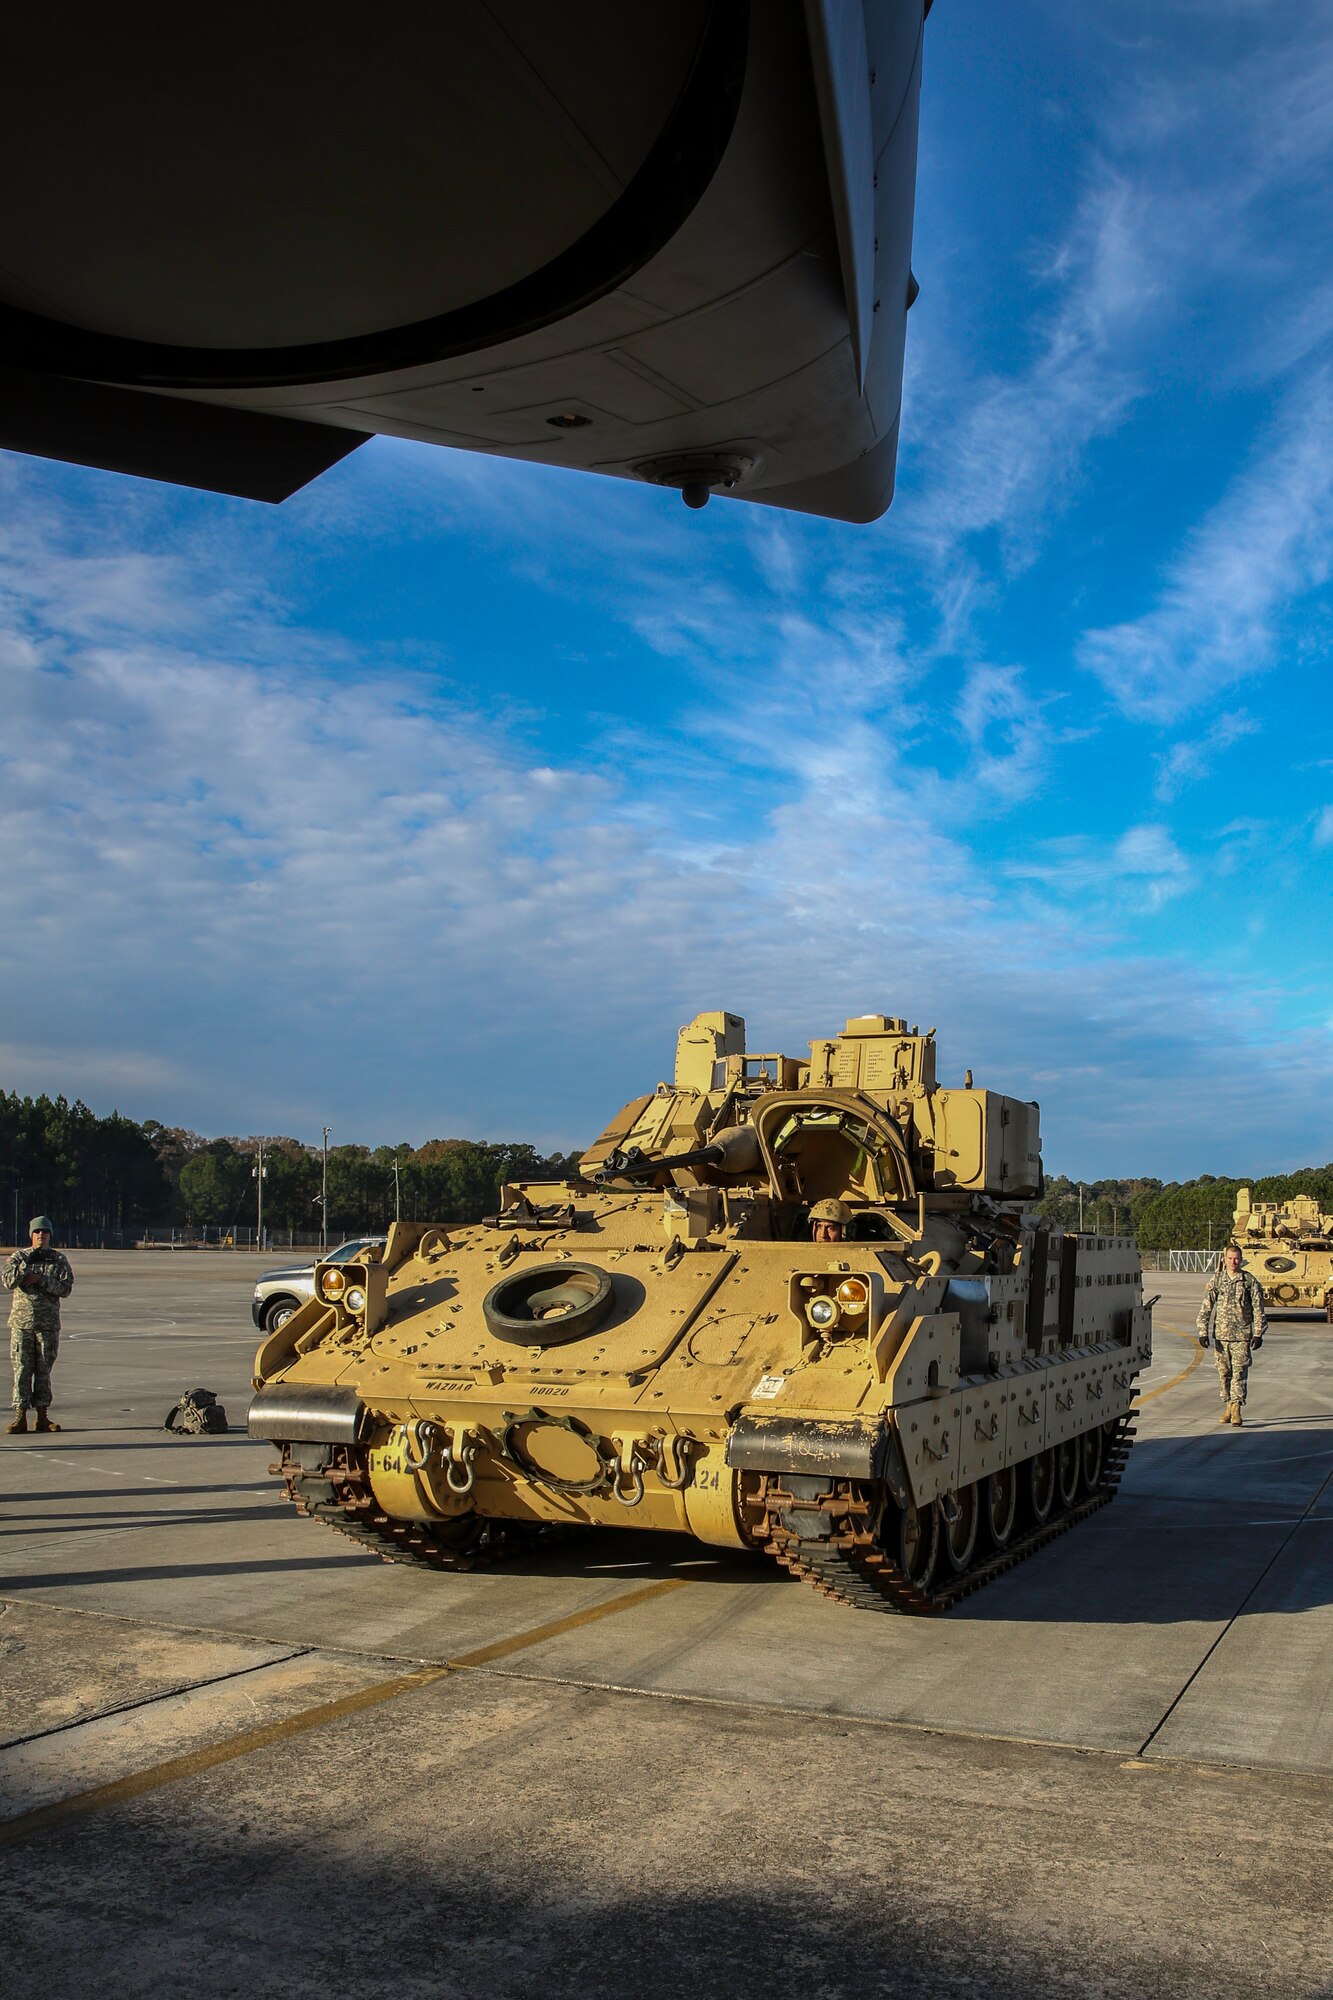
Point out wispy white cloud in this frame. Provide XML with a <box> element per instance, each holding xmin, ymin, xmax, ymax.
<box><xmin>1153</xmin><ymin>713</ymin><xmax>1261</xmax><ymax>802</ymax></box>
<box><xmin>2</xmin><ymin>499</ymin><xmax>1327</xmax><ymax>1175</ymax></box>
<box><xmin>1077</xmin><ymin>369</ymin><xmax>1333</xmax><ymax>720</ymax></box>
<box><xmin>1079</xmin><ymin>2</ymin><xmax>1333</xmax><ymax>386</ymax></box>
<box><xmin>904</xmin><ymin>169</ymin><xmax>1154</xmax><ymax>584</ymax></box>
<box><xmin>948</xmin><ymin>665</ymin><xmax>1050</xmax><ymax>810</ymax></box>
<box><xmin>897</xmin><ymin>0</ymin><xmax>1333</xmax><ymax>676</ymax></box>
<box><xmin>1005</xmin><ymin>823</ymin><xmax>1192</xmax><ymax>914</ymax></box>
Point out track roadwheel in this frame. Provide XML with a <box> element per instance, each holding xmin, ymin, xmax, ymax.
<box><xmin>881</xmin><ymin>1497</ymin><xmax>939</xmax><ymax>1589</ymax></box>
<box><xmin>1081</xmin><ymin>1423</ymin><xmax>1104</xmax><ymax>1489</ymax></box>
<box><xmin>982</xmin><ymin>1467</ymin><xmax>1018</xmax><ymax>1550</ymax></box>
<box><xmin>1055</xmin><ymin>1437</ymin><xmax>1081</xmax><ymax>1509</ymax></box>
<box><xmin>939</xmin><ymin>1483</ymin><xmax>979</xmax><ymax>1575</ymax></box>
<box><xmin>1026</xmin><ymin>1448</ymin><xmax>1056</xmax><ymax>1525</ymax></box>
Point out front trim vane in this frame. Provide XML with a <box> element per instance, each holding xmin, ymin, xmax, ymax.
<box><xmin>248</xmin><ymin>1382</ymin><xmax>367</xmax><ymax>1444</ymax></box>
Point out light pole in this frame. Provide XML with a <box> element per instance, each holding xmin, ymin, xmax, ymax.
<box><xmin>1078</xmin><ymin>1184</ymin><xmax>1085</xmax><ymax>1233</ymax></box>
<box><xmin>321</xmin><ymin>1126</ymin><xmax>331</xmax><ymax>1254</ymax></box>
<box><xmin>392</xmin><ymin>1152</ymin><xmax>401</xmax><ymax>1224</ymax></box>
<box><xmin>252</xmin><ymin>1140</ymin><xmax>268</xmax><ymax>1251</ymax></box>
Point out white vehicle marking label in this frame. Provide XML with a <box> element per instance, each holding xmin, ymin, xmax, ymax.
<box><xmin>751</xmin><ymin>1374</ymin><xmax>786</xmax><ymax>1400</ymax></box>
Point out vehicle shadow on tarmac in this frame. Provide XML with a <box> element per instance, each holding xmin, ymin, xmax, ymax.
<box><xmin>1</xmin><ymin>1507</ymin><xmax>293</xmax><ymax>1534</ymax></box>
<box><xmin>11</xmin><ymin>1435</ymin><xmax>260</xmax><ymax>1451</ymax></box>
<box><xmin>5</xmin><ymin>1429</ymin><xmax>1329</xmax><ymax>1626</ymax></box>
<box><xmin>0</xmin><ymin>1483</ymin><xmax>274</xmax><ymax>1504</ymax></box>
<box><xmin>0</xmin><ymin>1555</ymin><xmax>379</xmax><ymax>1592</ymax></box>
<box><xmin>2</xmin><ymin>1756</ymin><xmax>1326</xmax><ymax>2000</ymax></box>
<box><xmin>437</xmin><ymin>1426</ymin><xmax>1333</xmax><ymax>1626</ymax></box>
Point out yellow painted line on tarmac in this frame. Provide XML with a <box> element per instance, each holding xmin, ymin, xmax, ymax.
<box><xmin>0</xmin><ymin>1577</ymin><xmax>690</xmax><ymax>1849</ymax></box>
<box><xmin>447</xmin><ymin>1575</ymin><xmax>689</xmax><ymax>1669</ymax></box>
<box><xmin>0</xmin><ymin>1663</ymin><xmax>450</xmax><ymax>1851</ymax></box>
<box><xmin>1138</xmin><ymin>1322</ymin><xmax>1207</xmax><ymax>1405</ymax></box>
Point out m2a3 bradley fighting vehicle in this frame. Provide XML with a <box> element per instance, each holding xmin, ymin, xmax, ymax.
<box><xmin>249</xmin><ymin>1013</ymin><xmax>1153</xmax><ymax>1613</ymax></box>
<box><xmin>1233</xmin><ymin>1188</ymin><xmax>1333</xmax><ymax>1322</ymax></box>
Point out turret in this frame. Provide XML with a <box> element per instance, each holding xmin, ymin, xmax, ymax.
<box><xmin>580</xmin><ymin>1011</ymin><xmax>1043</xmax><ymax>1202</ymax></box>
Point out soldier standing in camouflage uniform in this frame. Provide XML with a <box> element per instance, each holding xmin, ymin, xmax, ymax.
<box><xmin>4</xmin><ymin>1216</ymin><xmax>74</xmax><ymax>1435</ymax></box>
<box><xmin>1196</xmin><ymin>1240</ymin><xmax>1266</xmax><ymax>1428</ymax></box>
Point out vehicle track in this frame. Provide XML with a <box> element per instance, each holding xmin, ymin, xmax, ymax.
<box><xmin>280</xmin><ymin>1448</ymin><xmax>544</xmax><ymax>1570</ymax></box>
<box><xmin>749</xmin><ymin>1412</ymin><xmax>1137</xmax><ymax>1613</ymax></box>
<box><xmin>277</xmin><ymin>1412</ymin><xmax>1136</xmax><ymax>1609</ymax></box>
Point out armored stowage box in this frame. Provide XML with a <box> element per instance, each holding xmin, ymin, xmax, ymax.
<box><xmin>250</xmin><ymin>1012</ymin><xmax>1152</xmax><ymax>1612</ymax></box>
<box><xmin>1234</xmin><ymin>1187</ymin><xmax>1333</xmax><ymax>1321</ymax></box>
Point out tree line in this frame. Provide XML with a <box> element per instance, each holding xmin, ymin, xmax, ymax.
<box><xmin>1037</xmin><ymin>1168</ymin><xmax>1333</xmax><ymax>1250</ymax></box>
<box><xmin>4</xmin><ymin>1085</ymin><xmax>1330</xmax><ymax>1248</ymax></box>
<box><xmin>0</xmin><ymin>1090</ymin><xmax>580</xmax><ymax>1242</ymax></box>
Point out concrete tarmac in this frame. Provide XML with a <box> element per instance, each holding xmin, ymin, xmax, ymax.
<box><xmin>1</xmin><ymin>1254</ymin><xmax>1330</xmax><ymax>1999</ymax></box>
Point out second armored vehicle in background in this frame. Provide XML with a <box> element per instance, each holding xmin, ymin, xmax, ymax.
<box><xmin>251</xmin><ymin>1011</ymin><xmax>1152</xmax><ymax>1613</ymax></box>
<box><xmin>1234</xmin><ymin>1188</ymin><xmax>1333</xmax><ymax>1321</ymax></box>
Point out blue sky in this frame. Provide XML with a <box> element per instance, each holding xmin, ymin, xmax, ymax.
<box><xmin>2</xmin><ymin>0</ymin><xmax>1331</xmax><ymax>1179</ymax></box>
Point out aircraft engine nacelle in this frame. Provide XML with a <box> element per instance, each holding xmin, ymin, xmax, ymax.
<box><xmin>0</xmin><ymin>1</ymin><xmax>927</xmax><ymax>522</ymax></box>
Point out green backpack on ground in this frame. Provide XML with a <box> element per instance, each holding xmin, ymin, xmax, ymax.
<box><xmin>164</xmin><ymin>1388</ymin><xmax>229</xmax><ymax>1435</ymax></box>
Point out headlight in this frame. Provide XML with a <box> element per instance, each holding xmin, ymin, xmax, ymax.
<box><xmin>344</xmin><ymin>1286</ymin><xmax>366</xmax><ymax>1313</ymax></box>
<box><xmin>807</xmin><ymin>1295</ymin><xmax>840</xmax><ymax>1330</ymax></box>
<box><xmin>836</xmin><ymin>1277</ymin><xmax>870</xmax><ymax>1314</ymax></box>
<box><xmin>320</xmin><ymin>1269</ymin><xmax>346</xmax><ymax>1301</ymax></box>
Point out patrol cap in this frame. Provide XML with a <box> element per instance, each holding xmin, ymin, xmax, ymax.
<box><xmin>809</xmin><ymin>1198</ymin><xmax>851</xmax><ymax>1224</ymax></box>
<box><xmin>29</xmin><ymin>1216</ymin><xmax>55</xmax><ymax>1235</ymax></box>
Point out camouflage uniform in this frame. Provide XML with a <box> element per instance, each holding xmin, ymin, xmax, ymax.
<box><xmin>5</xmin><ymin>1247</ymin><xmax>74</xmax><ymax>1414</ymax></box>
<box><xmin>1196</xmin><ymin>1266</ymin><xmax>1266</xmax><ymax>1408</ymax></box>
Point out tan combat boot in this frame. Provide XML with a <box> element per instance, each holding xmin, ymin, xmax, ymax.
<box><xmin>5</xmin><ymin>1410</ymin><xmax>27</xmax><ymax>1434</ymax></box>
<box><xmin>1219</xmin><ymin>1404</ymin><xmax>1233</xmax><ymax>1424</ymax></box>
<box><xmin>1230</xmin><ymin>1404</ymin><xmax>1243</xmax><ymax>1427</ymax></box>
<box><xmin>33</xmin><ymin>1410</ymin><xmax>60</xmax><ymax>1434</ymax></box>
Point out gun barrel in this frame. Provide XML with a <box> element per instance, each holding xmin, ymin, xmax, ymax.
<box><xmin>594</xmin><ymin>1123</ymin><xmax>762</xmax><ymax>1185</ymax></box>
<box><xmin>595</xmin><ymin>1143</ymin><xmax>724</xmax><ymax>1185</ymax></box>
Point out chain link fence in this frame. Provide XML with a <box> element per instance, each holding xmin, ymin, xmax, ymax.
<box><xmin>134</xmin><ymin>1227</ymin><xmax>326</xmax><ymax>1251</ymax></box>
<box><xmin>0</xmin><ymin>1227</ymin><xmax>331</xmax><ymax>1252</ymax></box>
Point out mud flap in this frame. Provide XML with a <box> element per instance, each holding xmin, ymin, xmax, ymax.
<box><xmin>725</xmin><ymin>1413</ymin><xmax>910</xmax><ymax>1508</ymax></box>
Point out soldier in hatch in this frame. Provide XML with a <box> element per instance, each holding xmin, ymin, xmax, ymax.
<box><xmin>809</xmin><ymin>1197</ymin><xmax>851</xmax><ymax>1245</ymax></box>
<box><xmin>5</xmin><ymin>1216</ymin><xmax>74</xmax><ymax>1435</ymax></box>
<box><xmin>1196</xmin><ymin>1240</ymin><xmax>1266</xmax><ymax>1427</ymax></box>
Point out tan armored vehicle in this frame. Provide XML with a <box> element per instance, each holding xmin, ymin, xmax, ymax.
<box><xmin>250</xmin><ymin>1012</ymin><xmax>1152</xmax><ymax>1612</ymax></box>
<box><xmin>1234</xmin><ymin>1188</ymin><xmax>1333</xmax><ymax>1321</ymax></box>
